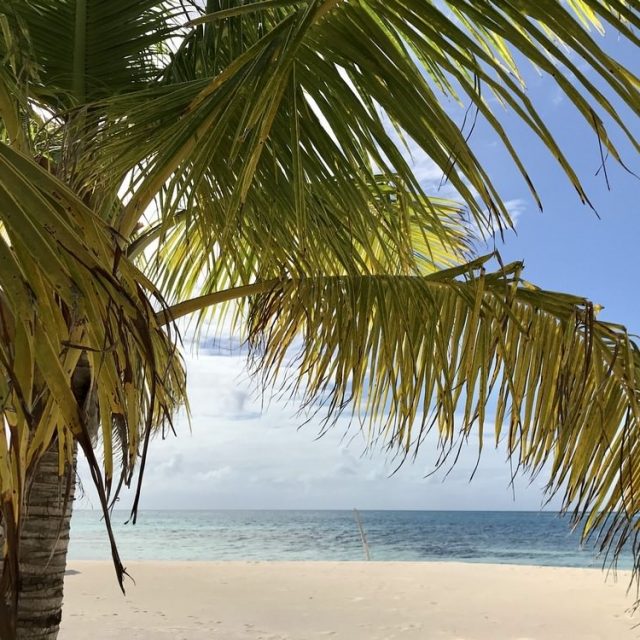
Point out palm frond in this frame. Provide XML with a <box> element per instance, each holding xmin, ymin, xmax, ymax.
<box><xmin>1</xmin><ymin>0</ymin><xmax>179</xmax><ymax>108</ymax></box>
<box><xmin>0</xmin><ymin>143</ymin><xmax>187</xmax><ymax>599</ymax></box>
<box><xmin>246</xmin><ymin>257</ymin><xmax>640</xmax><ymax>570</ymax></box>
<box><xmin>73</xmin><ymin>0</ymin><xmax>639</xmax><ymax>249</ymax></box>
<box><xmin>135</xmin><ymin>184</ymin><xmax>472</xmax><ymax>324</ymax></box>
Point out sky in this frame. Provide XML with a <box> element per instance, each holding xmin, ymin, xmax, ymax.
<box><xmin>77</xmin><ymin>23</ymin><xmax>640</xmax><ymax>514</ymax></box>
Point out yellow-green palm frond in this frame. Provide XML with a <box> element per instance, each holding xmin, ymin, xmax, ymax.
<box><xmin>0</xmin><ymin>143</ymin><xmax>187</xmax><ymax>597</ymax></box>
<box><xmin>0</xmin><ymin>65</ymin><xmax>28</xmax><ymax>152</ymax></box>
<box><xmin>246</xmin><ymin>256</ymin><xmax>640</xmax><ymax>572</ymax></box>
<box><xmin>0</xmin><ymin>10</ymin><xmax>42</xmax><ymax>153</ymax></box>
<box><xmin>133</xmin><ymin>182</ymin><xmax>472</xmax><ymax>329</ymax></box>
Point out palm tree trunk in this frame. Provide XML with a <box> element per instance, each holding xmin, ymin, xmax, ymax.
<box><xmin>15</xmin><ymin>443</ymin><xmax>76</xmax><ymax>640</ymax></box>
<box><xmin>5</xmin><ymin>354</ymin><xmax>96</xmax><ymax>640</ymax></box>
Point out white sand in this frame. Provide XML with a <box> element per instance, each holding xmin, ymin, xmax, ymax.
<box><xmin>59</xmin><ymin>561</ymin><xmax>637</xmax><ymax>639</ymax></box>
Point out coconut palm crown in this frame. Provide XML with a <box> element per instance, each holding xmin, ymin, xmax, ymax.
<box><xmin>0</xmin><ymin>1</ymin><xmax>639</xmax><ymax>638</ymax></box>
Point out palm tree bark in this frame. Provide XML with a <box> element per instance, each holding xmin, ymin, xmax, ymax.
<box><xmin>15</xmin><ymin>444</ymin><xmax>76</xmax><ymax>640</ymax></box>
<box><xmin>2</xmin><ymin>354</ymin><xmax>97</xmax><ymax>640</ymax></box>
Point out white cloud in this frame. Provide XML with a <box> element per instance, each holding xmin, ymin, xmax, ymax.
<box><xmin>76</xmin><ymin>349</ymin><xmax>560</xmax><ymax>513</ymax></box>
<box><xmin>551</xmin><ymin>87</ymin><xmax>565</xmax><ymax>107</ymax></box>
<box><xmin>196</xmin><ymin>466</ymin><xmax>233</xmax><ymax>483</ymax></box>
<box><xmin>504</xmin><ymin>198</ymin><xmax>528</xmax><ymax>226</ymax></box>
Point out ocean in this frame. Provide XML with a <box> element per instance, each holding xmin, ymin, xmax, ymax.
<box><xmin>68</xmin><ymin>510</ymin><xmax>633</xmax><ymax>569</ymax></box>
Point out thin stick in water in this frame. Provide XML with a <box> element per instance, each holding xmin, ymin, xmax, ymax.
<box><xmin>353</xmin><ymin>508</ymin><xmax>371</xmax><ymax>561</ymax></box>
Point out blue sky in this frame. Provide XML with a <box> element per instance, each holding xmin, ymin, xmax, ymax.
<box><xmin>77</xmin><ymin>26</ymin><xmax>640</xmax><ymax>513</ymax></box>
<box><xmin>477</xmin><ymin>37</ymin><xmax>640</xmax><ymax>335</ymax></box>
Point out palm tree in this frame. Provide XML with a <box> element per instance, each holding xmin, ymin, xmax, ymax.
<box><xmin>0</xmin><ymin>0</ymin><xmax>638</xmax><ymax>637</ymax></box>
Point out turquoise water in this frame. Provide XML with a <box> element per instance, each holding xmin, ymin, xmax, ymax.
<box><xmin>68</xmin><ymin>510</ymin><xmax>633</xmax><ymax>569</ymax></box>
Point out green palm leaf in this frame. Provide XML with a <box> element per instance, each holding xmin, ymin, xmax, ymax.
<box><xmin>72</xmin><ymin>0</ymin><xmax>639</xmax><ymax>247</ymax></box>
<box><xmin>137</xmin><ymin>184</ymin><xmax>471</xmax><ymax>322</ymax></box>
<box><xmin>3</xmin><ymin>0</ymin><xmax>178</xmax><ymax>106</ymax></box>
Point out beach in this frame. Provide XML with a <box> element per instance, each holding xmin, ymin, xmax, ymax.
<box><xmin>59</xmin><ymin>561</ymin><xmax>636</xmax><ymax>639</ymax></box>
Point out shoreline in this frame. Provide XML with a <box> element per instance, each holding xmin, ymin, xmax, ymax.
<box><xmin>67</xmin><ymin>557</ymin><xmax>631</xmax><ymax>572</ymax></box>
<box><xmin>60</xmin><ymin>561</ymin><xmax>637</xmax><ymax>639</ymax></box>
